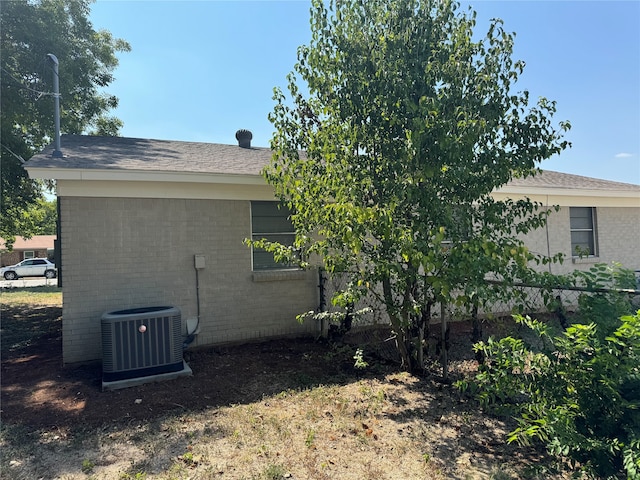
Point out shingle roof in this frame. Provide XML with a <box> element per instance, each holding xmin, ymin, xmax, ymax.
<box><xmin>27</xmin><ymin>135</ymin><xmax>640</xmax><ymax>192</ymax></box>
<box><xmin>508</xmin><ymin>169</ymin><xmax>640</xmax><ymax>191</ymax></box>
<box><xmin>27</xmin><ymin>134</ymin><xmax>273</xmax><ymax>176</ymax></box>
<box><xmin>0</xmin><ymin>235</ymin><xmax>56</xmax><ymax>251</ymax></box>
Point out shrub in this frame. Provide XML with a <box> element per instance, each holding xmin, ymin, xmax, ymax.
<box><xmin>460</xmin><ymin>309</ymin><xmax>640</xmax><ymax>478</ymax></box>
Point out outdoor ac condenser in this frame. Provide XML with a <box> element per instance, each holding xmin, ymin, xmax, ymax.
<box><xmin>101</xmin><ymin>306</ymin><xmax>183</xmax><ymax>383</ymax></box>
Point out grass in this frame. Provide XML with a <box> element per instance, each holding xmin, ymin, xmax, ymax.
<box><xmin>0</xmin><ymin>287</ymin><xmax>62</xmax><ymax>358</ymax></box>
<box><xmin>0</xmin><ymin>285</ymin><xmax>62</xmax><ymax>306</ymax></box>
<box><xmin>0</xmin><ymin>290</ymin><xmax>570</xmax><ymax>479</ymax></box>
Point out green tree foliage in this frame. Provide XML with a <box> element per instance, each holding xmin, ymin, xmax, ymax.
<box><xmin>1</xmin><ymin>0</ymin><xmax>130</xmax><ymax>247</ymax></box>
<box><xmin>263</xmin><ymin>0</ymin><xmax>570</xmax><ymax>371</ymax></box>
<box><xmin>20</xmin><ymin>198</ymin><xmax>58</xmax><ymax>236</ymax></box>
<box><xmin>461</xmin><ymin>265</ymin><xmax>640</xmax><ymax>478</ymax></box>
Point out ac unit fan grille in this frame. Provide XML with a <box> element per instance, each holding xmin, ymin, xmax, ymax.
<box><xmin>101</xmin><ymin>306</ymin><xmax>183</xmax><ymax>382</ymax></box>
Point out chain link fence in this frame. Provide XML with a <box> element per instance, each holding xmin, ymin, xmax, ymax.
<box><xmin>317</xmin><ymin>268</ymin><xmax>640</xmax><ymax>363</ymax></box>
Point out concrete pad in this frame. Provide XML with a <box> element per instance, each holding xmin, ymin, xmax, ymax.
<box><xmin>102</xmin><ymin>360</ymin><xmax>192</xmax><ymax>392</ymax></box>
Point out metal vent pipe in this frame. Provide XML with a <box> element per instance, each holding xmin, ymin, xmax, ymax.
<box><xmin>46</xmin><ymin>54</ymin><xmax>63</xmax><ymax>158</ymax></box>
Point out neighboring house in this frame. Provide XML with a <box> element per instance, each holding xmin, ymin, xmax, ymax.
<box><xmin>0</xmin><ymin>235</ymin><xmax>56</xmax><ymax>267</ymax></box>
<box><xmin>25</xmin><ymin>134</ymin><xmax>640</xmax><ymax>364</ymax></box>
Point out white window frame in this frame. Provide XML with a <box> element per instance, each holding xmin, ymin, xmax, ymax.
<box><xmin>250</xmin><ymin>201</ymin><xmax>297</xmax><ymax>271</ymax></box>
<box><xmin>569</xmin><ymin>207</ymin><xmax>598</xmax><ymax>257</ymax></box>
<box><xmin>23</xmin><ymin>250</ymin><xmax>35</xmax><ymax>259</ymax></box>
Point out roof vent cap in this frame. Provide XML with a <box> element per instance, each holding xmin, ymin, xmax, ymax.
<box><xmin>235</xmin><ymin>129</ymin><xmax>253</xmax><ymax>149</ymax></box>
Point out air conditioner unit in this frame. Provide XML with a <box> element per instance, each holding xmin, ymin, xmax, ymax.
<box><xmin>101</xmin><ymin>306</ymin><xmax>185</xmax><ymax>384</ymax></box>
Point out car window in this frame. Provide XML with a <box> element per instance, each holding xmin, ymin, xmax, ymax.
<box><xmin>33</xmin><ymin>260</ymin><xmax>46</xmax><ymax>265</ymax></box>
<box><xmin>22</xmin><ymin>260</ymin><xmax>34</xmax><ymax>266</ymax></box>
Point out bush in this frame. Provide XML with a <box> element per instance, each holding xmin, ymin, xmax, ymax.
<box><xmin>459</xmin><ymin>285</ymin><xmax>640</xmax><ymax>478</ymax></box>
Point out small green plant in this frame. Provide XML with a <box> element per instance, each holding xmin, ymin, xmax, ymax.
<box><xmin>81</xmin><ymin>459</ymin><xmax>95</xmax><ymax>474</ymax></box>
<box><xmin>460</xmin><ymin>310</ymin><xmax>640</xmax><ymax>478</ymax></box>
<box><xmin>263</xmin><ymin>463</ymin><xmax>286</xmax><ymax>480</ymax></box>
<box><xmin>305</xmin><ymin>428</ymin><xmax>316</xmax><ymax>448</ymax></box>
<box><xmin>353</xmin><ymin>348</ymin><xmax>368</xmax><ymax>369</ymax></box>
<box><xmin>119</xmin><ymin>472</ymin><xmax>147</xmax><ymax>480</ymax></box>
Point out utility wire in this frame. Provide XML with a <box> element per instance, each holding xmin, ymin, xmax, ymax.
<box><xmin>0</xmin><ymin>66</ymin><xmax>58</xmax><ymax>98</ymax></box>
<box><xmin>1</xmin><ymin>143</ymin><xmax>26</xmax><ymax>163</ymax></box>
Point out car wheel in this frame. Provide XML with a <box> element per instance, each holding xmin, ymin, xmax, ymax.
<box><xmin>45</xmin><ymin>270</ymin><xmax>56</xmax><ymax>279</ymax></box>
<box><xmin>4</xmin><ymin>271</ymin><xmax>17</xmax><ymax>280</ymax></box>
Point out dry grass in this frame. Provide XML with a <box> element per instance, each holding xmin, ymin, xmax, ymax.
<box><xmin>0</xmin><ymin>290</ymin><xmax>569</xmax><ymax>480</ymax></box>
<box><xmin>1</xmin><ymin>285</ymin><xmax>62</xmax><ymax>306</ymax></box>
<box><xmin>3</xmin><ymin>372</ymin><xmax>559</xmax><ymax>480</ymax></box>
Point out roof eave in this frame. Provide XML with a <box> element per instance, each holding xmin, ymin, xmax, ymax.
<box><xmin>25</xmin><ymin>167</ymin><xmax>267</xmax><ymax>185</ymax></box>
<box><xmin>495</xmin><ymin>185</ymin><xmax>640</xmax><ymax>199</ymax></box>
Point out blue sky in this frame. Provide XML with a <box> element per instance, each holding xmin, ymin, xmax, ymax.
<box><xmin>89</xmin><ymin>0</ymin><xmax>640</xmax><ymax>185</ymax></box>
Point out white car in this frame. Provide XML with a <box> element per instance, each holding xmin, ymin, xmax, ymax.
<box><xmin>1</xmin><ymin>258</ymin><xmax>57</xmax><ymax>280</ymax></box>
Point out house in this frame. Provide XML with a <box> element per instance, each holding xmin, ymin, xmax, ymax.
<box><xmin>25</xmin><ymin>134</ymin><xmax>640</xmax><ymax>364</ymax></box>
<box><xmin>0</xmin><ymin>235</ymin><xmax>56</xmax><ymax>267</ymax></box>
<box><xmin>494</xmin><ymin>170</ymin><xmax>640</xmax><ymax>275</ymax></box>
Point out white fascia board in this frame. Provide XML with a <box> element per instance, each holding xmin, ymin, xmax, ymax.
<box><xmin>492</xmin><ymin>187</ymin><xmax>640</xmax><ymax>207</ymax></box>
<box><xmin>56</xmin><ymin>179</ymin><xmax>278</xmax><ymax>201</ymax></box>
<box><xmin>25</xmin><ymin>167</ymin><xmax>267</xmax><ymax>185</ymax></box>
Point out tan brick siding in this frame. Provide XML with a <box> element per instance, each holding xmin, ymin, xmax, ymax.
<box><xmin>521</xmin><ymin>206</ymin><xmax>640</xmax><ymax>274</ymax></box>
<box><xmin>60</xmin><ymin>197</ymin><xmax>318</xmax><ymax>364</ymax></box>
<box><xmin>60</xmin><ymin>197</ymin><xmax>639</xmax><ymax>364</ymax></box>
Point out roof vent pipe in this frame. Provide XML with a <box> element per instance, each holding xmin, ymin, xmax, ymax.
<box><xmin>235</xmin><ymin>129</ymin><xmax>252</xmax><ymax>149</ymax></box>
<box><xmin>46</xmin><ymin>54</ymin><xmax>63</xmax><ymax>158</ymax></box>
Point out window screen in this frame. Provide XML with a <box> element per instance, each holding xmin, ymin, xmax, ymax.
<box><xmin>570</xmin><ymin>207</ymin><xmax>597</xmax><ymax>256</ymax></box>
<box><xmin>251</xmin><ymin>201</ymin><xmax>296</xmax><ymax>270</ymax></box>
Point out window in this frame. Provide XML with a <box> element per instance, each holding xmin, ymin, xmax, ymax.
<box><xmin>570</xmin><ymin>207</ymin><xmax>598</xmax><ymax>257</ymax></box>
<box><xmin>251</xmin><ymin>201</ymin><xmax>296</xmax><ymax>270</ymax></box>
<box><xmin>23</xmin><ymin>251</ymin><xmax>35</xmax><ymax>259</ymax></box>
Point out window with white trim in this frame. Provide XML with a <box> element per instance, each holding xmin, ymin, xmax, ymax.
<box><xmin>250</xmin><ymin>201</ymin><xmax>296</xmax><ymax>270</ymax></box>
<box><xmin>23</xmin><ymin>251</ymin><xmax>35</xmax><ymax>259</ymax></box>
<box><xmin>570</xmin><ymin>207</ymin><xmax>598</xmax><ymax>257</ymax></box>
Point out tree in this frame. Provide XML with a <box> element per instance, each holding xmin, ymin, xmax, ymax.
<box><xmin>1</xmin><ymin>0</ymin><xmax>130</xmax><ymax>248</ymax></box>
<box><xmin>262</xmin><ymin>0</ymin><xmax>570</xmax><ymax>372</ymax></box>
<box><xmin>20</xmin><ymin>198</ymin><xmax>58</xmax><ymax>236</ymax></box>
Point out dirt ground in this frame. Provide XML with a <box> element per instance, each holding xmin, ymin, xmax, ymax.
<box><xmin>1</xmin><ymin>304</ymin><xmax>563</xmax><ymax>479</ymax></box>
<box><xmin>1</xmin><ymin>304</ymin><xmax>490</xmax><ymax>430</ymax></box>
<box><xmin>1</xmin><ymin>304</ymin><xmax>368</xmax><ymax>429</ymax></box>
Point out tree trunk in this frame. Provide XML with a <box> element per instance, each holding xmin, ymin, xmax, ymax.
<box><xmin>441</xmin><ymin>302</ymin><xmax>448</xmax><ymax>380</ymax></box>
<box><xmin>382</xmin><ymin>277</ymin><xmax>413</xmax><ymax>371</ymax></box>
<box><xmin>415</xmin><ymin>301</ymin><xmax>432</xmax><ymax>372</ymax></box>
<box><xmin>471</xmin><ymin>302</ymin><xmax>485</xmax><ymax>363</ymax></box>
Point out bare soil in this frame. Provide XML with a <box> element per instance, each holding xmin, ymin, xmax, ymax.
<box><xmin>1</xmin><ymin>303</ymin><xmax>565</xmax><ymax>479</ymax></box>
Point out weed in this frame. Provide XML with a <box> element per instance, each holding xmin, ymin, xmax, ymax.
<box><xmin>305</xmin><ymin>429</ymin><xmax>316</xmax><ymax>448</ymax></box>
<box><xmin>256</xmin><ymin>443</ymin><xmax>270</xmax><ymax>457</ymax></box>
<box><xmin>353</xmin><ymin>348</ymin><xmax>369</xmax><ymax>369</ymax></box>
<box><xmin>119</xmin><ymin>472</ymin><xmax>147</xmax><ymax>480</ymax></box>
<box><xmin>81</xmin><ymin>458</ymin><xmax>95</xmax><ymax>474</ymax></box>
<box><xmin>263</xmin><ymin>463</ymin><xmax>286</xmax><ymax>480</ymax></box>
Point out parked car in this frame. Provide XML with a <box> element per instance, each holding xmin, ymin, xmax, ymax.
<box><xmin>0</xmin><ymin>258</ymin><xmax>57</xmax><ymax>280</ymax></box>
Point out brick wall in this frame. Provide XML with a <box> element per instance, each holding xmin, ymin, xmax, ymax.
<box><xmin>1</xmin><ymin>249</ymin><xmax>50</xmax><ymax>266</ymax></box>
<box><xmin>1</xmin><ymin>251</ymin><xmax>21</xmax><ymax>267</ymax></box>
<box><xmin>60</xmin><ymin>197</ymin><xmax>318</xmax><ymax>364</ymax></box>
<box><xmin>521</xmin><ymin>206</ymin><xmax>640</xmax><ymax>274</ymax></box>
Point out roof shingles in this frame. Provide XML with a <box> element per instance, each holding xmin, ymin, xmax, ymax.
<box><xmin>27</xmin><ymin>135</ymin><xmax>273</xmax><ymax>176</ymax></box>
<box><xmin>27</xmin><ymin>135</ymin><xmax>640</xmax><ymax>192</ymax></box>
